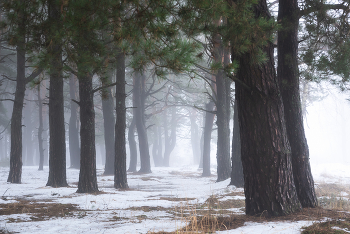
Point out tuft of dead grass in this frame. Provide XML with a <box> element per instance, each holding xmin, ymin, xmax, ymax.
<box><xmin>0</xmin><ymin>198</ymin><xmax>82</xmax><ymax>222</ymax></box>
<box><xmin>301</xmin><ymin>218</ymin><xmax>350</xmax><ymax>233</ymax></box>
<box><xmin>316</xmin><ymin>183</ymin><xmax>350</xmax><ymax>211</ymax></box>
<box><xmin>150</xmin><ymin>207</ymin><xmax>350</xmax><ymax>234</ymax></box>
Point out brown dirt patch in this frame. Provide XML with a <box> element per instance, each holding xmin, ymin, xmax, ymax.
<box><xmin>0</xmin><ymin>198</ymin><xmax>83</xmax><ymax>222</ymax></box>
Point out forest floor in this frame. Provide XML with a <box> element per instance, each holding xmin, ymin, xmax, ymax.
<box><xmin>0</xmin><ymin>163</ymin><xmax>350</xmax><ymax>233</ymax></box>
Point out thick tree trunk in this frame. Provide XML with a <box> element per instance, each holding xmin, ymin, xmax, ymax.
<box><xmin>69</xmin><ymin>74</ymin><xmax>80</xmax><ymax>169</ymax></box>
<box><xmin>235</xmin><ymin>0</ymin><xmax>301</xmax><ymax>217</ymax></box>
<box><xmin>163</xmin><ymin>107</ymin><xmax>176</xmax><ymax>167</ymax></box>
<box><xmin>278</xmin><ymin>0</ymin><xmax>317</xmax><ymax>208</ymax></box>
<box><xmin>8</xmin><ymin>35</ymin><xmax>26</xmax><ymax>184</ymax></box>
<box><xmin>38</xmin><ymin>85</ymin><xmax>45</xmax><ymax>171</ymax></box>
<box><xmin>202</xmin><ymin>101</ymin><xmax>215</xmax><ymax>177</ymax></box>
<box><xmin>229</xmin><ymin>98</ymin><xmax>244</xmax><ymax>187</ymax></box>
<box><xmin>114</xmin><ymin>51</ymin><xmax>128</xmax><ymax>189</ymax></box>
<box><xmin>46</xmin><ymin>0</ymin><xmax>67</xmax><ymax>187</ymax></box>
<box><xmin>102</xmin><ymin>73</ymin><xmax>115</xmax><ymax>175</ymax></box>
<box><xmin>77</xmin><ymin>72</ymin><xmax>98</xmax><ymax>193</ymax></box>
<box><xmin>127</xmin><ymin>117</ymin><xmax>138</xmax><ymax>172</ymax></box>
<box><xmin>134</xmin><ymin>73</ymin><xmax>151</xmax><ymax>173</ymax></box>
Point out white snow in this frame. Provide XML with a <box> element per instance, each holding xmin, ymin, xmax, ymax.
<box><xmin>1</xmin><ymin>163</ymin><xmax>350</xmax><ymax>233</ymax></box>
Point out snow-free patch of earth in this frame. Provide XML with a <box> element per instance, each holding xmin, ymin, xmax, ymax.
<box><xmin>0</xmin><ymin>163</ymin><xmax>350</xmax><ymax>233</ymax></box>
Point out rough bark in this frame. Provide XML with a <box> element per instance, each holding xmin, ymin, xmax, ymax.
<box><xmin>134</xmin><ymin>72</ymin><xmax>151</xmax><ymax>173</ymax></box>
<box><xmin>46</xmin><ymin>0</ymin><xmax>67</xmax><ymax>187</ymax></box>
<box><xmin>202</xmin><ymin>101</ymin><xmax>215</xmax><ymax>177</ymax></box>
<box><xmin>7</xmin><ymin>31</ymin><xmax>26</xmax><ymax>184</ymax></box>
<box><xmin>229</xmin><ymin>98</ymin><xmax>244</xmax><ymax>187</ymax></box>
<box><xmin>114</xmin><ymin>51</ymin><xmax>128</xmax><ymax>189</ymax></box>
<box><xmin>278</xmin><ymin>0</ymin><xmax>317</xmax><ymax>208</ymax></box>
<box><xmin>69</xmin><ymin>74</ymin><xmax>80</xmax><ymax>169</ymax></box>
<box><xmin>235</xmin><ymin>0</ymin><xmax>302</xmax><ymax>217</ymax></box>
<box><xmin>77</xmin><ymin>72</ymin><xmax>98</xmax><ymax>193</ymax></box>
<box><xmin>38</xmin><ymin>85</ymin><xmax>45</xmax><ymax>171</ymax></box>
<box><xmin>102</xmin><ymin>73</ymin><xmax>115</xmax><ymax>175</ymax></box>
<box><xmin>215</xmin><ymin>66</ymin><xmax>231</xmax><ymax>181</ymax></box>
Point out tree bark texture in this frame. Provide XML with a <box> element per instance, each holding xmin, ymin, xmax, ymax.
<box><xmin>134</xmin><ymin>72</ymin><xmax>151</xmax><ymax>173</ymax></box>
<box><xmin>278</xmin><ymin>0</ymin><xmax>317</xmax><ymax>208</ymax></box>
<box><xmin>202</xmin><ymin>101</ymin><xmax>215</xmax><ymax>177</ymax></box>
<box><xmin>77</xmin><ymin>72</ymin><xmax>98</xmax><ymax>193</ymax></box>
<box><xmin>235</xmin><ymin>0</ymin><xmax>302</xmax><ymax>217</ymax></box>
<box><xmin>46</xmin><ymin>0</ymin><xmax>67</xmax><ymax>187</ymax></box>
<box><xmin>69</xmin><ymin>74</ymin><xmax>80</xmax><ymax>169</ymax></box>
<box><xmin>8</xmin><ymin>33</ymin><xmax>26</xmax><ymax>184</ymax></box>
<box><xmin>102</xmin><ymin>73</ymin><xmax>116</xmax><ymax>175</ymax></box>
<box><xmin>114</xmin><ymin>51</ymin><xmax>128</xmax><ymax>189</ymax></box>
<box><xmin>230</xmin><ymin>98</ymin><xmax>244</xmax><ymax>187</ymax></box>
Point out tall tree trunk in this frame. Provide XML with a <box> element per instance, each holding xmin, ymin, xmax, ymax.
<box><xmin>114</xmin><ymin>51</ymin><xmax>128</xmax><ymax>189</ymax></box>
<box><xmin>7</xmin><ymin>28</ymin><xmax>26</xmax><ymax>184</ymax></box>
<box><xmin>235</xmin><ymin>0</ymin><xmax>301</xmax><ymax>217</ymax></box>
<box><xmin>190</xmin><ymin>109</ymin><xmax>200</xmax><ymax>165</ymax></box>
<box><xmin>163</xmin><ymin>107</ymin><xmax>176</xmax><ymax>167</ymax></box>
<box><xmin>278</xmin><ymin>0</ymin><xmax>317</xmax><ymax>208</ymax></box>
<box><xmin>77</xmin><ymin>72</ymin><xmax>98</xmax><ymax>193</ymax></box>
<box><xmin>202</xmin><ymin>101</ymin><xmax>215</xmax><ymax>177</ymax></box>
<box><xmin>46</xmin><ymin>0</ymin><xmax>67</xmax><ymax>187</ymax></box>
<box><xmin>38</xmin><ymin>84</ymin><xmax>45</xmax><ymax>171</ymax></box>
<box><xmin>152</xmin><ymin>123</ymin><xmax>163</xmax><ymax>167</ymax></box>
<box><xmin>127</xmin><ymin>117</ymin><xmax>138</xmax><ymax>172</ymax></box>
<box><xmin>229</xmin><ymin>98</ymin><xmax>244</xmax><ymax>187</ymax></box>
<box><xmin>102</xmin><ymin>73</ymin><xmax>116</xmax><ymax>175</ymax></box>
<box><xmin>69</xmin><ymin>74</ymin><xmax>80</xmax><ymax>169</ymax></box>
<box><xmin>215</xmin><ymin>58</ymin><xmax>231</xmax><ymax>181</ymax></box>
<box><xmin>134</xmin><ymin>72</ymin><xmax>151</xmax><ymax>173</ymax></box>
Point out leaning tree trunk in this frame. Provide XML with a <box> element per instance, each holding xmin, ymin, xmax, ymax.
<box><xmin>37</xmin><ymin>85</ymin><xmax>45</xmax><ymax>171</ymax></box>
<box><xmin>229</xmin><ymin>98</ymin><xmax>244</xmax><ymax>187</ymax></box>
<box><xmin>278</xmin><ymin>0</ymin><xmax>317</xmax><ymax>208</ymax></box>
<box><xmin>134</xmin><ymin>72</ymin><xmax>151</xmax><ymax>173</ymax></box>
<box><xmin>202</xmin><ymin>101</ymin><xmax>215</xmax><ymax>177</ymax></box>
<box><xmin>235</xmin><ymin>0</ymin><xmax>301</xmax><ymax>217</ymax></box>
<box><xmin>77</xmin><ymin>72</ymin><xmax>98</xmax><ymax>193</ymax></box>
<box><xmin>102</xmin><ymin>73</ymin><xmax>116</xmax><ymax>176</ymax></box>
<box><xmin>46</xmin><ymin>0</ymin><xmax>67</xmax><ymax>187</ymax></box>
<box><xmin>7</xmin><ymin>32</ymin><xmax>26</xmax><ymax>184</ymax></box>
<box><xmin>69</xmin><ymin>74</ymin><xmax>80</xmax><ymax>169</ymax></box>
<box><xmin>114</xmin><ymin>50</ymin><xmax>128</xmax><ymax>189</ymax></box>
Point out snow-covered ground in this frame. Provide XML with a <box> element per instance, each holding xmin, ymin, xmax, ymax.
<box><xmin>1</xmin><ymin>163</ymin><xmax>349</xmax><ymax>234</ymax></box>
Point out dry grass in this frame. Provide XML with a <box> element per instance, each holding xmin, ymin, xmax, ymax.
<box><xmin>315</xmin><ymin>183</ymin><xmax>350</xmax><ymax>211</ymax></box>
<box><xmin>301</xmin><ymin>218</ymin><xmax>350</xmax><ymax>233</ymax></box>
<box><xmin>0</xmin><ymin>198</ymin><xmax>83</xmax><ymax>222</ymax></box>
<box><xmin>151</xmin><ymin>207</ymin><xmax>350</xmax><ymax>234</ymax></box>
